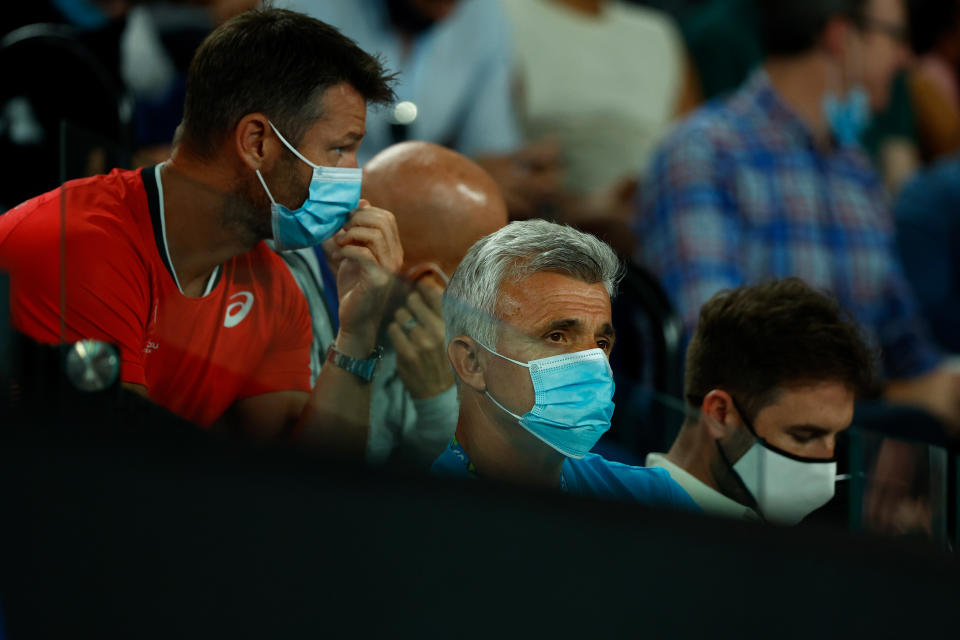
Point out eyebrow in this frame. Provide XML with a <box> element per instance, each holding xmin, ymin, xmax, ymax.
<box><xmin>539</xmin><ymin>319</ymin><xmax>615</xmax><ymax>338</ymax></box>
<box><xmin>785</xmin><ymin>425</ymin><xmax>833</xmax><ymax>436</ymax></box>
<box><xmin>338</xmin><ymin>131</ymin><xmax>365</xmax><ymax>144</ymax></box>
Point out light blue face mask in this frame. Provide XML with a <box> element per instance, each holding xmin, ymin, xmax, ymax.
<box><xmin>476</xmin><ymin>341</ymin><xmax>615</xmax><ymax>459</ymax></box>
<box><xmin>255</xmin><ymin>121</ymin><xmax>362</xmax><ymax>251</ymax></box>
<box><xmin>822</xmin><ymin>85</ymin><xmax>871</xmax><ymax>147</ymax></box>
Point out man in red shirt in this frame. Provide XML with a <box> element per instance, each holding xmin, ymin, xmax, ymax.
<box><xmin>0</xmin><ymin>8</ymin><xmax>401</xmax><ymax>455</ymax></box>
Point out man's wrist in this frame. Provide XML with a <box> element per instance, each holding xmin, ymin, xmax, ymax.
<box><xmin>325</xmin><ymin>343</ymin><xmax>383</xmax><ymax>383</ymax></box>
<box><xmin>335</xmin><ymin>329</ymin><xmax>377</xmax><ymax>360</ymax></box>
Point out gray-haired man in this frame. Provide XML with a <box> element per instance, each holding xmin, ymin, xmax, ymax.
<box><xmin>431</xmin><ymin>220</ymin><xmax>697</xmax><ymax>509</ymax></box>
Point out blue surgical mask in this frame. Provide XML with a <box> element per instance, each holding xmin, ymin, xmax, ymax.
<box><xmin>822</xmin><ymin>85</ymin><xmax>871</xmax><ymax>147</ymax></box>
<box><xmin>256</xmin><ymin>121</ymin><xmax>362</xmax><ymax>251</ymax></box>
<box><xmin>476</xmin><ymin>341</ymin><xmax>615</xmax><ymax>459</ymax></box>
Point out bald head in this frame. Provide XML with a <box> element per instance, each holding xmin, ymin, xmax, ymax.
<box><xmin>361</xmin><ymin>141</ymin><xmax>508</xmax><ymax>279</ymax></box>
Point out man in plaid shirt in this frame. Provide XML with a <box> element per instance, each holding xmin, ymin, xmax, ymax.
<box><xmin>635</xmin><ymin>0</ymin><xmax>960</xmax><ymax>425</ymax></box>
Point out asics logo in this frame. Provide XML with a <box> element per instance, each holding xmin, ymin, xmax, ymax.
<box><xmin>224</xmin><ymin>291</ymin><xmax>254</xmax><ymax>328</ymax></box>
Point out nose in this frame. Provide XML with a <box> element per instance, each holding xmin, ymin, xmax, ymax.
<box><xmin>817</xmin><ymin>434</ymin><xmax>838</xmax><ymax>460</ymax></box>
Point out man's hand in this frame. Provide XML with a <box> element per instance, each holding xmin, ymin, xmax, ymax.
<box><xmin>293</xmin><ymin>201</ymin><xmax>402</xmax><ymax>457</ymax></box>
<box><xmin>329</xmin><ymin>200</ymin><xmax>403</xmax><ymax>357</ymax></box>
<box><xmin>864</xmin><ymin>438</ymin><xmax>933</xmax><ymax>537</ymax></box>
<box><xmin>386</xmin><ymin>281</ymin><xmax>454</xmax><ymax>399</ymax></box>
<box><xmin>885</xmin><ymin>366</ymin><xmax>960</xmax><ymax>434</ymax></box>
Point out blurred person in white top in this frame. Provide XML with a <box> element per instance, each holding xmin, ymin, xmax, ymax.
<box><xmin>502</xmin><ymin>0</ymin><xmax>700</xmax><ymax>252</ymax></box>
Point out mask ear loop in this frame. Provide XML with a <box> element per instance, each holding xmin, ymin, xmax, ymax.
<box><xmin>255</xmin><ymin>170</ymin><xmax>278</xmax><ymax>206</ymax></box>
<box><xmin>473</xmin><ymin>338</ymin><xmax>531</xmax><ymax>368</ymax></box>
<box><xmin>472</xmin><ymin>338</ymin><xmax>530</xmax><ymax>420</ymax></box>
<box><xmin>268</xmin><ymin>120</ymin><xmax>321</xmax><ymax>169</ymax></box>
<box><xmin>667</xmin><ymin>391</ymin><xmax>765</xmax><ymax>518</ymax></box>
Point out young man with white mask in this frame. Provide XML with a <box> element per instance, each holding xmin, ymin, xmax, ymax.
<box><xmin>634</xmin><ymin>0</ymin><xmax>960</xmax><ymax>430</ymax></box>
<box><xmin>432</xmin><ymin>220</ymin><xmax>697</xmax><ymax>510</ymax></box>
<box><xmin>646</xmin><ymin>279</ymin><xmax>877</xmax><ymax>524</ymax></box>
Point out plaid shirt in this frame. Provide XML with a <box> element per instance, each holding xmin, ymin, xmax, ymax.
<box><xmin>634</xmin><ymin>70</ymin><xmax>940</xmax><ymax>380</ymax></box>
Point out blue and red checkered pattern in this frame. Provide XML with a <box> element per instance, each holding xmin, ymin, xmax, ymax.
<box><xmin>634</xmin><ymin>70</ymin><xmax>940</xmax><ymax>380</ymax></box>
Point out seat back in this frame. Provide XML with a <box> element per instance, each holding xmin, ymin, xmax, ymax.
<box><xmin>607</xmin><ymin>262</ymin><xmax>685</xmax><ymax>458</ymax></box>
<box><xmin>0</xmin><ymin>23</ymin><xmax>132</xmax><ymax>209</ymax></box>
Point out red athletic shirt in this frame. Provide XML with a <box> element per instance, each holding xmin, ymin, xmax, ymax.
<box><xmin>0</xmin><ymin>166</ymin><xmax>312</xmax><ymax>427</ymax></box>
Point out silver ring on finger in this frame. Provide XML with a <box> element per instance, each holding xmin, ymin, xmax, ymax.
<box><xmin>403</xmin><ymin>317</ymin><xmax>418</xmax><ymax>332</ymax></box>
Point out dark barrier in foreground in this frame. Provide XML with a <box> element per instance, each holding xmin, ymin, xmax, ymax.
<box><xmin>1</xmin><ymin>390</ymin><xmax>959</xmax><ymax>638</ymax></box>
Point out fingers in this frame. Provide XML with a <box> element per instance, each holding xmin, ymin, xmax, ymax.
<box><xmin>387</xmin><ymin>320</ymin><xmax>417</xmax><ymax>363</ymax></box>
<box><xmin>394</xmin><ymin>306</ymin><xmax>440</xmax><ymax>352</ymax></box>
<box><xmin>335</xmin><ymin>226</ymin><xmax>390</xmax><ymax>266</ymax></box>
<box><xmin>337</xmin><ymin>243</ymin><xmax>377</xmax><ymax>265</ymax></box>
<box><xmin>406</xmin><ymin>290</ymin><xmax>445</xmax><ymax>337</ymax></box>
<box><xmin>416</xmin><ymin>280</ymin><xmax>444</xmax><ymax>315</ymax></box>
<box><xmin>336</xmin><ymin>205</ymin><xmax>403</xmax><ymax>272</ymax></box>
<box><xmin>343</xmin><ymin>206</ymin><xmax>402</xmax><ymax>250</ymax></box>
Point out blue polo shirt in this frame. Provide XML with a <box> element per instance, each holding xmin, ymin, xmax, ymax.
<box><xmin>432</xmin><ymin>440</ymin><xmax>699</xmax><ymax>512</ymax></box>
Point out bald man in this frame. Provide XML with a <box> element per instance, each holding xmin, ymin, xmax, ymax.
<box><xmin>280</xmin><ymin>141</ymin><xmax>508</xmax><ymax>466</ymax></box>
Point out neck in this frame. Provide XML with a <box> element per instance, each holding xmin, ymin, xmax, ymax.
<box><xmin>666</xmin><ymin>421</ymin><xmax>753</xmax><ymax>508</ymax></box>
<box><xmin>551</xmin><ymin>0</ymin><xmax>604</xmax><ymax>16</ymax></box>
<box><xmin>764</xmin><ymin>55</ymin><xmax>834</xmax><ymax>148</ymax></box>
<box><xmin>162</xmin><ymin>147</ymin><xmax>261</xmax><ymax>297</ymax></box>
<box><xmin>456</xmin><ymin>391</ymin><xmax>565</xmax><ymax>489</ymax></box>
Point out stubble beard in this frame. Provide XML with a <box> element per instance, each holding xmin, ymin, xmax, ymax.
<box><xmin>222</xmin><ymin>170</ymin><xmax>280</xmax><ymax>248</ymax></box>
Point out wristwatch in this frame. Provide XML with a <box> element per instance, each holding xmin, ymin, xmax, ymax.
<box><xmin>325</xmin><ymin>343</ymin><xmax>384</xmax><ymax>383</ymax></box>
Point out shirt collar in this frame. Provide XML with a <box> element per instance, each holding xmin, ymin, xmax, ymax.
<box><xmin>738</xmin><ymin>68</ymin><xmax>820</xmax><ymax>150</ymax></box>
<box><xmin>645</xmin><ymin>453</ymin><xmax>761</xmax><ymax>521</ymax></box>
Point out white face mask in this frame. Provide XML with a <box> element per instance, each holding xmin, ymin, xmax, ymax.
<box><xmin>732</xmin><ymin>441</ymin><xmax>837</xmax><ymax>526</ymax></box>
<box><xmin>722</xmin><ymin>398</ymin><xmax>837</xmax><ymax>525</ymax></box>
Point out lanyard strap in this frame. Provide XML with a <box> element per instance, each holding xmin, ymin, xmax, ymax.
<box><xmin>448</xmin><ymin>438</ymin><xmax>567</xmax><ymax>491</ymax></box>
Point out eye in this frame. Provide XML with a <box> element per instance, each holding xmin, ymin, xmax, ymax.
<box><xmin>789</xmin><ymin>431</ymin><xmax>818</xmax><ymax>445</ymax></box>
<box><xmin>597</xmin><ymin>339</ymin><xmax>611</xmax><ymax>351</ymax></box>
<box><xmin>546</xmin><ymin>332</ymin><xmax>565</xmax><ymax>343</ymax></box>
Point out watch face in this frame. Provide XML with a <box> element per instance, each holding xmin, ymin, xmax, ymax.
<box><xmin>326</xmin><ymin>344</ymin><xmax>380</xmax><ymax>382</ymax></box>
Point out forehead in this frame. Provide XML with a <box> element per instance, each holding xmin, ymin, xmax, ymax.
<box><xmin>755</xmin><ymin>381</ymin><xmax>855</xmax><ymax>433</ymax></box>
<box><xmin>303</xmin><ymin>82</ymin><xmax>366</xmax><ymax>136</ymax></box>
<box><xmin>495</xmin><ymin>271</ymin><xmax>611</xmax><ymax>329</ymax></box>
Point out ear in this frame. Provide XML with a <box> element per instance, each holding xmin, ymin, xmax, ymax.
<box><xmin>821</xmin><ymin>15</ymin><xmax>853</xmax><ymax>59</ymax></box>
<box><xmin>701</xmin><ymin>389</ymin><xmax>741</xmax><ymax>440</ymax></box>
<box><xmin>448</xmin><ymin>336</ymin><xmax>486</xmax><ymax>392</ymax></box>
<box><xmin>234</xmin><ymin>113</ymin><xmax>273</xmax><ymax>172</ymax></box>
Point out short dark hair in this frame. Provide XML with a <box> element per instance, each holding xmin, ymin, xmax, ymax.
<box><xmin>181</xmin><ymin>7</ymin><xmax>396</xmax><ymax>158</ymax></box>
<box><xmin>758</xmin><ymin>0</ymin><xmax>869</xmax><ymax>57</ymax></box>
<box><xmin>684</xmin><ymin>278</ymin><xmax>877</xmax><ymax>420</ymax></box>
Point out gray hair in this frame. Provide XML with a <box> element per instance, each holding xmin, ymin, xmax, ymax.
<box><xmin>442</xmin><ymin>220</ymin><xmax>623</xmax><ymax>348</ymax></box>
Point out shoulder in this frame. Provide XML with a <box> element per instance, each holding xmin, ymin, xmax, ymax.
<box><xmin>430</xmin><ymin>442</ymin><xmax>469</xmax><ymax>478</ymax></box>
<box><xmin>569</xmin><ymin>454</ymin><xmax>698</xmax><ymax>510</ymax></box>
<box><xmin>652</xmin><ymin>100</ymin><xmax>744</xmax><ymax>165</ymax></box>
<box><xmin>580</xmin><ymin>455</ymin><xmax>675</xmax><ymax>486</ymax></box>
<box><xmin>1</xmin><ymin>169</ymin><xmax>150</xmax><ymax>267</ymax></box>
